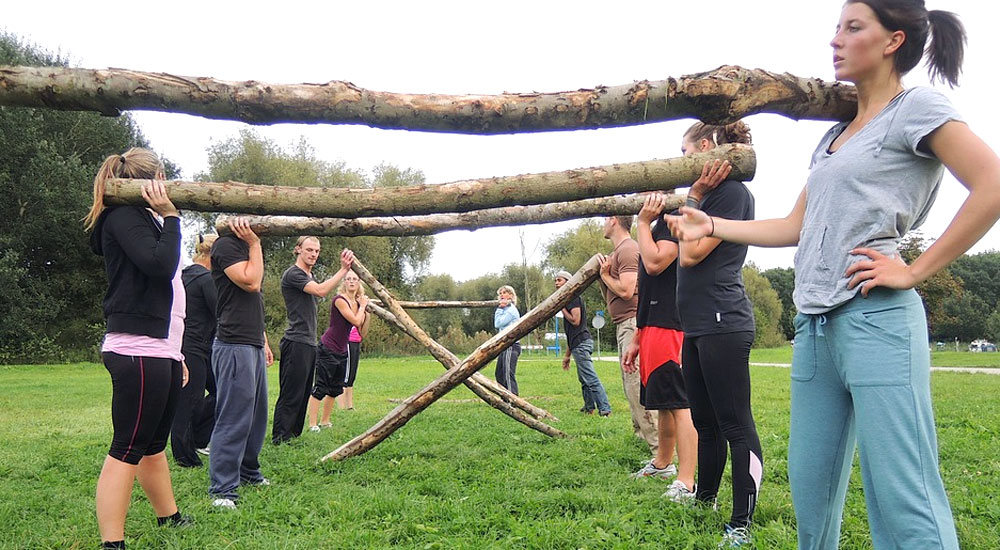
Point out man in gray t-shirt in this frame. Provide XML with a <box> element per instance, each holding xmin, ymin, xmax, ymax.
<box><xmin>272</xmin><ymin>237</ymin><xmax>355</xmax><ymax>444</ymax></box>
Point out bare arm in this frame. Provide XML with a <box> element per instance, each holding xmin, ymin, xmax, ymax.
<box><xmin>846</xmin><ymin>121</ymin><xmax>1000</xmax><ymax>293</ymax></box>
<box><xmin>667</xmin><ymin>187</ymin><xmax>807</xmax><ymax>248</ymax></box>
<box><xmin>636</xmin><ymin>193</ymin><xmax>679</xmax><ymax>276</ymax></box>
<box><xmin>562</xmin><ymin>306</ymin><xmax>582</xmax><ymax>327</ymax></box>
<box><xmin>303</xmin><ymin>249</ymin><xmax>355</xmax><ymax>297</ymax></box>
<box><xmin>335</xmin><ymin>295</ymin><xmax>368</xmax><ymax>327</ymax></box>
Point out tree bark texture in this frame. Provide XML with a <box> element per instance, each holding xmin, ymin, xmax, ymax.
<box><xmin>365</xmin><ymin>302</ymin><xmax>559</xmax><ymax>423</ymax></box>
<box><xmin>322</xmin><ymin>255</ymin><xmax>601</xmax><ymax>461</ymax></box>
<box><xmin>105</xmin><ymin>145</ymin><xmax>750</xmax><ymax>218</ymax></box>
<box><xmin>352</xmin><ymin>259</ymin><xmax>560</xmax><ymax>423</ymax></box>
<box><xmin>0</xmin><ymin>65</ymin><xmax>856</xmax><ymax>132</ymax></box>
<box><xmin>215</xmin><ymin>193</ymin><xmax>684</xmax><ymax>237</ymax></box>
<box><xmin>370</xmin><ymin>299</ymin><xmax>500</xmax><ymax>309</ymax></box>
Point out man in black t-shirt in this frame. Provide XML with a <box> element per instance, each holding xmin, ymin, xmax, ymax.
<box><xmin>554</xmin><ymin>271</ymin><xmax>611</xmax><ymax>416</ymax></box>
<box><xmin>272</xmin><ymin>237</ymin><xmax>355</xmax><ymax>444</ymax></box>
<box><xmin>208</xmin><ymin>219</ymin><xmax>273</xmax><ymax>509</ymax></box>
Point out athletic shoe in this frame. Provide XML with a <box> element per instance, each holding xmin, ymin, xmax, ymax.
<box><xmin>630</xmin><ymin>460</ymin><xmax>677</xmax><ymax>480</ymax></box>
<box><xmin>598</xmin><ymin>410</ymin><xmax>611</xmax><ymax>417</ymax></box>
<box><xmin>662</xmin><ymin>480</ymin><xmax>696</xmax><ymax>503</ymax></box>
<box><xmin>245</xmin><ymin>477</ymin><xmax>271</xmax><ymax>487</ymax></box>
<box><xmin>579</xmin><ymin>407</ymin><xmax>595</xmax><ymax>415</ymax></box>
<box><xmin>156</xmin><ymin>513</ymin><xmax>193</xmax><ymax>527</ymax></box>
<box><xmin>211</xmin><ymin>498</ymin><xmax>236</xmax><ymax>510</ymax></box>
<box><xmin>309</xmin><ymin>425</ymin><xmax>321</xmax><ymax>433</ymax></box>
<box><xmin>717</xmin><ymin>525</ymin><xmax>751</xmax><ymax>548</ymax></box>
<box><xmin>196</xmin><ymin>447</ymin><xmax>210</xmax><ymax>456</ymax></box>
<box><xmin>319</xmin><ymin>422</ymin><xmax>333</xmax><ymax>429</ymax></box>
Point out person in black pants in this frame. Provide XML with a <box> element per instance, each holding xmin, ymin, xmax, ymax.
<box><xmin>85</xmin><ymin>147</ymin><xmax>191</xmax><ymax>549</ymax></box>
<box><xmin>673</xmin><ymin>121</ymin><xmax>762</xmax><ymax>547</ymax></box>
<box><xmin>272</xmin><ymin>237</ymin><xmax>355</xmax><ymax>444</ymax></box>
<box><xmin>170</xmin><ymin>234</ymin><xmax>218</xmax><ymax>467</ymax></box>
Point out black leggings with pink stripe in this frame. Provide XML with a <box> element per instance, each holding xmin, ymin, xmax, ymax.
<box><xmin>103</xmin><ymin>352</ymin><xmax>183</xmax><ymax>465</ymax></box>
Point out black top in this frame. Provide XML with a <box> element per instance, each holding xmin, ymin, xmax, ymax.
<box><xmin>562</xmin><ymin>296</ymin><xmax>592</xmax><ymax>349</ymax></box>
<box><xmin>89</xmin><ymin>206</ymin><xmax>181</xmax><ymax>338</ymax></box>
<box><xmin>211</xmin><ymin>235</ymin><xmax>265</xmax><ymax>347</ymax></box>
<box><xmin>676</xmin><ymin>180</ymin><xmax>756</xmax><ymax>337</ymax></box>
<box><xmin>181</xmin><ymin>264</ymin><xmax>217</xmax><ymax>358</ymax></box>
<box><xmin>281</xmin><ymin>264</ymin><xmax>318</xmax><ymax>345</ymax></box>
<box><xmin>636</xmin><ymin>217</ymin><xmax>682</xmax><ymax>330</ymax></box>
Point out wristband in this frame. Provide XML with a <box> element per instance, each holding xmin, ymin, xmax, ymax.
<box><xmin>709</xmin><ymin>216</ymin><xmax>716</xmax><ymax>237</ymax></box>
<box><xmin>685</xmin><ymin>196</ymin><xmax>701</xmax><ymax>209</ymax></box>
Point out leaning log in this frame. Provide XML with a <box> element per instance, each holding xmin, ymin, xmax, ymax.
<box><xmin>370</xmin><ymin>300</ymin><xmax>500</xmax><ymax>309</ymax></box>
<box><xmin>322</xmin><ymin>255</ymin><xmax>601</xmax><ymax>461</ymax></box>
<box><xmin>353</xmin><ymin>260</ymin><xmax>561</xmax><ymax>426</ymax></box>
<box><xmin>105</xmin><ymin>145</ymin><xmax>751</xmax><ymax>218</ymax></box>
<box><xmin>366</xmin><ymin>302</ymin><xmax>559</xmax><ymax>423</ymax></box>
<box><xmin>215</xmin><ymin>193</ymin><xmax>684</xmax><ymax>237</ymax></box>
<box><xmin>0</xmin><ymin>65</ymin><xmax>856</xmax><ymax>131</ymax></box>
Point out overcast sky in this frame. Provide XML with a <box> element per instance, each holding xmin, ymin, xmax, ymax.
<box><xmin>5</xmin><ymin>0</ymin><xmax>999</xmax><ymax>281</ymax></box>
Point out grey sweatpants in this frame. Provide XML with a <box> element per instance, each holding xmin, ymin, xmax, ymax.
<box><xmin>209</xmin><ymin>340</ymin><xmax>269</xmax><ymax>500</ymax></box>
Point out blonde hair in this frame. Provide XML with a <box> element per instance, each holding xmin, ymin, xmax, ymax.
<box><xmin>294</xmin><ymin>235</ymin><xmax>320</xmax><ymax>256</ymax></box>
<box><xmin>497</xmin><ymin>285</ymin><xmax>518</xmax><ymax>305</ymax></box>
<box><xmin>338</xmin><ymin>270</ymin><xmax>365</xmax><ymax>300</ymax></box>
<box><xmin>193</xmin><ymin>234</ymin><xmax>218</xmax><ymax>262</ymax></box>
<box><xmin>84</xmin><ymin>147</ymin><xmax>164</xmax><ymax>231</ymax></box>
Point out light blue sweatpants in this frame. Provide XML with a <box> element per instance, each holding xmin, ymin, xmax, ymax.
<box><xmin>789</xmin><ymin>288</ymin><xmax>958</xmax><ymax>550</ymax></box>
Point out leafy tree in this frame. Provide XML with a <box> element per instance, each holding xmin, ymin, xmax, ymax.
<box><xmin>543</xmin><ymin>219</ymin><xmax>610</xmax><ymax>328</ymax></box>
<box><xmin>0</xmin><ymin>32</ymin><xmax>171</xmax><ymax>362</ymax></box>
<box><xmin>761</xmin><ymin>266</ymin><xmax>796</xmax><ymax>340</ymax></box>
<box><xmin>742</xmin><ymin>265</ymin><xmax>787</xmax><ymax>348</ymax></box>
<box><xmin>899</xmin><ymin>233</ymin><xmax>969</xmax><ymax>339</ymax></box>
<box><xmin>951</xmin><ymin>251</ymin><xmax>1000</xmax><ymax>313</ymax></box>
<box><xmin>985</xmin><ymin>307</ymin><xmax>1000</xmax><ymax>344</ymax></box>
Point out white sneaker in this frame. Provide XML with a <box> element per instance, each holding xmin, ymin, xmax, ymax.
<box><xmin>662</xmin><ymin>480</ymin><xmax>696</xmax><ymax>503</ymax></box>
<box><xmin>309</xmin><ymin>425</ymin><xmax>321</xmax><ymax>433</ymax></box>
<box><xmin>211</xmin><ymin>498</ymin><xmax>236</xmax><ymax>509</ymax></box>
<box><xmin>718</xmin><ymin>525</ymin><xmax>751</xmax><ymax>548</ymax></box>
<box><xmin>630</xmin><ymin>460</ymin><xmax>677</xmax><ymax>480</ymax></box>
<box><xmin>196</xmin><ymin>447</ymin><xmax>210</xmax><ymax>456</ymax></box>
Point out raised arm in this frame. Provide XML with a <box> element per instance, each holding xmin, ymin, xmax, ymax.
<box><xmin>223</xmin><ymin>218</ymin><xmax>264</xmax><ymax>293</ymax></box>
<box><xmin>636</xmin><ymin>193</ymin><xmax>679</xmax><ymax>276</ymax></box>
<box><xmin>335</xmin><ymin>295</ymin><xmax>368</xmax><ymax>328</ymax></box>
<box><xmin>304</xmin><ymin>249</ymin><xmax>355</xmax><ymax>297</ymax></box>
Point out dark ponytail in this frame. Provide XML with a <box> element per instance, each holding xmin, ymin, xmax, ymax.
<box><xmin>684</xmin><ymin>120</ymin><xmax>752</xmax><ymax>147</ymax></box>
<box><xmin>926</xmin><ymin>10</ymin><xmax>965</xmax><ymax>87</ymax></box>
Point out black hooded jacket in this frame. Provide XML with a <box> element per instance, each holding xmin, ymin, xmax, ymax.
<box><xmin>90</xmin><ymin>206</ymin><xmax>182</xmax><ymax>338</ymax></box>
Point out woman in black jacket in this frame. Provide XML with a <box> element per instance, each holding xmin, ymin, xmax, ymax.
<box><xmin>85</xmin><ymin>147</ymin><xmax>190</xmax><ymax>550</ymax></box>
<box><xmin>170</xmin><ymin>234</ymin><xmax>218</xmax><ymax>467</ymax></box>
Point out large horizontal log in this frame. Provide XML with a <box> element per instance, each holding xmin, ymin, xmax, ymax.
<box><xmin>371</xmin><ymin>300</ymin><xmax>500</xmax><ymax>309</ymax></box>
<box><xmin>322</xmin><ymin>255</ymin><xmax>601</xmax><ymax>461</ymax></box>
<box><xmin>105</xmin><ymin>145</ymin><xmax>751</xmax><ymax>217</ymax></box>
<box><xmin>0</xmin><ymin>65</ymin><xmax>856</xmax><ymax>132</ymax></box>
<box><xmin>366</xmin><ymin>302</ymin><xmax>559</xmax><ymax>424</ymax></box>
<box><xmin>215</xmin><ymin>193</ymin><xmax>684</xmax><ymax>237</ymax></box>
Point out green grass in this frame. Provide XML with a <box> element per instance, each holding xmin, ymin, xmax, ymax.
<box><xmin>0</xmin><ymin>358</ymin><xmax>998</xmax><ymax>549</ymax></box>
<box><xmin>751</xmin><ymin>346</ymin><xmax>1000</xmax><ymax>368</ymax></box>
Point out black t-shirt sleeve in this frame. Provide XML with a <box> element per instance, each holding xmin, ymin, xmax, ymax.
<box><xmin>701</xmin><ymin>181</ymin><xmax>753</xmax><ymax>221</ymax></box>
<box><xmin>199</xmin><ymin>273</ymin><xmax>218</xmax><ymax>317</ymax></box>
<box><xmin>565</xmin><ymin>296</ymin><xmax>583</xmax><ymax>326</ymax></box>
<box><xmin>282</xmin><ymin>266</ymin><xmax>311</xmax><ymax>291</ymax></box>
<box><xmin>212</xmin><ymin>237</ymin><xmax>249</xmax><ymax>272</ymax></box>
<box><xmin>652</xmin><ymin>216</ymin><xmax>678</xmax><ymax>243</ymax></box>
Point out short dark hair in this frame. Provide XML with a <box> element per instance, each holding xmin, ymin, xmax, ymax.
<box><xmin>613</xmin><ymin>215</ymin><xmax>633</xmax><ymax>232</ymax></box>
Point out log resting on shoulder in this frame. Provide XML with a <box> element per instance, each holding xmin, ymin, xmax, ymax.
<box><xmin>0</xmin><ymin>65</ymin><xmax>856</xmax><ymax>132</ymax></box>
<box><xmin>108</xmin><ymin>145</ymin><xmax>750</xmax><ymax>218</ymax></box>
<box><xmin>216</xmin><ymin>194</ymin><xmax>685</xmax><ymax>237</ymax></box>
<box><xmin>321</xmin><ymin>255</ymin><xmax>602</xmax><ymax>461</ymax></box>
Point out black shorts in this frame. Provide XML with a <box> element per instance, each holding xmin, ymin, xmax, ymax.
<box><xmin>103</xmin><ymin>352</ymin><xmax>182</xmax><ymax>464</ymax></box>
<box><xmin>640</xmin><ymin>360</ymin><xmax>690</xmax><ymax>410</ymax></box>
<box><xmin>311</xmin><ymin>345</ymin><xmax>347</xmax><ymax>400</ymax></box>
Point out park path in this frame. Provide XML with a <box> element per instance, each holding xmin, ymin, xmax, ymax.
<box><xmin>751</xmin><ymin>362</ymin><xmax>1000</xmax><ymax>375</ymax></box>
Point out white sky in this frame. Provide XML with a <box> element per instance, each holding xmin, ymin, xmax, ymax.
<box><xmin>5</xmin><ymin>0</ymin><xmax>999</xmax><ymax>281</ymax></box>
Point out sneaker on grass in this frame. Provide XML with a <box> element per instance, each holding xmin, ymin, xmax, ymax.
<box><xmin>196</xmin><ymin>447</ymin><xmax>210</xmax><ymax>456</ymax></box>
<box><xmin>211</xmin><ymin>498</ymin><xmax>236</xmax><ymax>510</ymax></box>
<box><xmin>309</xmin><ymin>425</ymin><xmax>321</xmax><ymax>433</ymax></box>
<box><xmin>718</xmin><ymin>525</ymin><xmax>751</xmax><ymax>548</ymax></box>
<box><xmin>630</xmin><ymin>460</ymin><xmax>677</xmax><ymax>480</ymax></box>
<box><xmin>662</xmin><ymin>479</ymin><xmax>696</xmax><ymax>503</ymax></box>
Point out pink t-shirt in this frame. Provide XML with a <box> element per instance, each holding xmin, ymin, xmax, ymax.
<box><xmin>102</xmin><ymin>263</ymin><xmax>186</xmax><ymax>361</ymax></box>
<box><xmin>349</xmin><ymin>326</ymin><xmax>362</xmax><ymax>343</ymax></box>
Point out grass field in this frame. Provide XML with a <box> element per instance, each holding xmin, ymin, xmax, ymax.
<box><xmin>750</xmin><ymin>345</ymin><xmax>1000</xmax><ymax>368</ymax></box>
<box><xmin>1</xmin><ymin>357</ymin><xmax>998</xmax><ymax>549</ymax></box>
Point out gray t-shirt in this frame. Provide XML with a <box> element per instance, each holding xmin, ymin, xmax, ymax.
<box><xmin>281</xmin><ymin>264</ymin><xmax>318</xmax><ymax>345</ymax></box>
<box><xmin>793</xmin><ymin>87</ymin><xmax>962</xmax><ymax>314</ymax></box>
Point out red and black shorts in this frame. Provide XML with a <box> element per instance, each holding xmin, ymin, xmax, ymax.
<box><xmin>638</xmin><ymin>327</ymin><xmax>689</xmax><ymax>410</ymax></box>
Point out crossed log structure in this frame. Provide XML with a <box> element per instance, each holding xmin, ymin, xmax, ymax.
<box><xmin>323</xmin><ymin>256</ymin><xmax>601</xmax><ymax>461</ymax></box>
